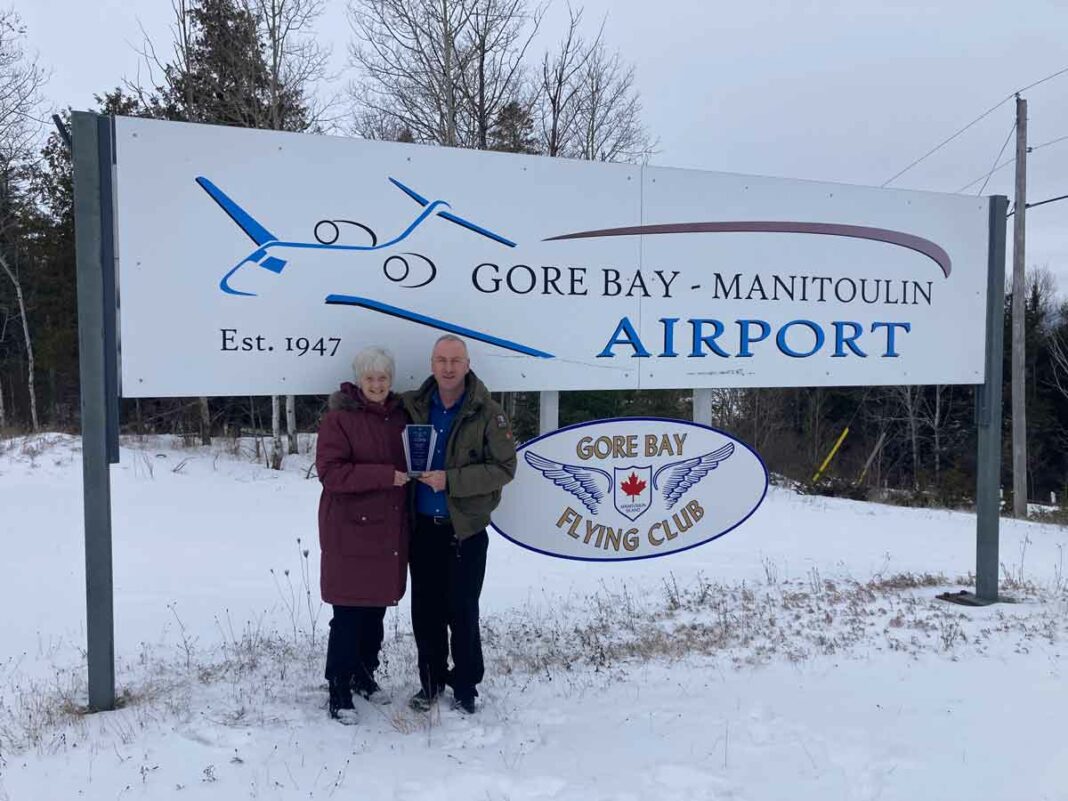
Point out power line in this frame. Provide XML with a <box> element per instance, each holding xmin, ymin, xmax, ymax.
<box><xmin>1029</xmin><ymin>192</ymin><xmax>1068</xmax><ymax>210</ymax></box>
<box><xmin>958</xmin><ymin>132</ymin><xmax>1068</xmax><ymax>193</ymax></box>
<box><xmin>976</xmin><ymin>122</ymin><xmax>1016</xmax><ymax>196</ymax></box>
<box><xmin>1033</xmin><ymin>132</ymin><xmax>1068</xmax><ymax>153</ymax></box>
<box><xmin>882</xmin><ymin>65</ymin><xmax>1068</xmax><ymax>188</ymax></box>
<box><xmin>1017</xmin><ymin>65</ymin><xmax>1068</xmax><ymax>94</ymax></box>
<box><xmin>1007</xmin><ymin>192</ymin><xmax>1068</xmax><ymax>217</ymax></box>
<box><xmin>882</xmin><ymin>95</ymin><xmax>1012</xmax><ymax>188</ymax></box>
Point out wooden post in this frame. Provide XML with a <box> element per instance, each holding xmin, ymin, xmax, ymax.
<box><xmin>1011</xmin><ymin>94</ymin><xmax>1028</xmax><ymax>517</ymax></box>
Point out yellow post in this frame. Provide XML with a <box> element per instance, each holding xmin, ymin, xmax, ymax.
<box><xmin>812</xmin><ymin>426</ymin><xmax>850</xmax><ymax>485</ymax></box>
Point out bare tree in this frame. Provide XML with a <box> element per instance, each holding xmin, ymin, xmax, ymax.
<box><xmin>0</xmin><ymin>255</ymin><xmax>35</xmax><ymax>429</ymax></box>
<box><xmin>0</xmin><ymin>305</ymin><xmax>8</xmax><ymax>429</ymax></box>
<box><xmin>454</xmin><ymin>0</ymin><xmax>543</xmax><ymax>148</ymax></box>
<box><xmin>886</xmin><ymin>385</ymin><xmax>922</xmax><ymax>490</ymax></box>
<box><xmin>244</xmin><ymin>0</ymin><xmax>333</xmax><ymax>131</ymax></box>
<box><xmin>347</xmin><ymin>0</ymin><xmax>478</xmax><ymax>145</ymax></box>
<box><xmin>535</xmin><ymin>4</ymin><xmax>594</xmax><ymax>157</ymax></box>
<box><xmin>0</xmin><ymin>10</ymin><xmax>46</xmax><ymax>164</ymax></box>
<box><xmin>915</xmin><ymin>385</ymin><xmax>953</xmax><ymax>484</ymax></box>
<box><xmin>0</xmin><ymin>9</ymin><xmax>46</xmax><ymax>432</ymax></box>
<box><xmin>532</xmin><ymin>9</ymin><xmax>652</xmax><ymax>163</ymax></box>
<box><xmin>199</xmin><ymin>396</ymin><xmax>211</xmax><ymax>445</ymax></box>
<box><xmin>271</xmin><ymin>394</ymin><xmax>284</xmax><ymax>468</ymax></box>
<box><xmin>286</xmin><ymin>394</ymin><xmax>298</xmax><ymax>453</ymax></box>
<box><xmin>571</xmin><ymin>36</ymin><xmax>653</xmax><ymax>163</ymax></box>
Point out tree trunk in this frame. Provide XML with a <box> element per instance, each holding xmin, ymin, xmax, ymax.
<box><xmin>809</xmin><ymin>389</ymin><xmax>824</xmax><ymax>465</ymax></box>
<box><xmin>286</xmin><ymin>394</ymin><xmax>298</xmax><ymax>454</ymax></box>
<box><xmin>444</xmin><ymin>0</ymin><xmax>457</xmax><ymax>146</ymax></box>
<box><xmin>907</xmin><ymin>388</ymin><xmax>920</xmax><ymax>491</ymax></box>
<box><xmin>933</xmin><ymin>386</ymin><xmax>942</xmax><ymax>483</ymax></box>
<box><xmin>271</xmin><ymin>395</ymin><xmax>283</xmax><ymax>469</ymax></box>
<box><xmin>0</xmin><ymin>370</ymin><xmax>5</xmax><ymax>429</ymax></box>
<box><xmin>0</xmin><ymin>255</ymin><xmax>38</xmax><ymax>431</ymax></box>
<box><xmin>199</xmin><ymin>396</ymin><xmax>211</xmax><ymax>446</ymax></box>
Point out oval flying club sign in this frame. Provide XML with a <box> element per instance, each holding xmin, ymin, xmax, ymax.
<box><xmin>491</xmin><ymin>418</ymin><xmax>768</xmax><ymax>562</ymax></box>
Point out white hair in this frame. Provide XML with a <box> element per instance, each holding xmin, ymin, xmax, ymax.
<box><xmin>352</xmin><ymin>346</ymin><xmax>396</xmax><ymax>381</ymax></box>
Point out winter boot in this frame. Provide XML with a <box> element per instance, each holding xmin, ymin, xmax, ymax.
<box><xmin>354</xmin><ymin>679</ymin><xmax>391</xmax><ymax>706</ymax></box>
<box><xmin>328</xmin><ymin>676</ymin><xmax>357</xmax><ymax>724</ymax></box>
<box><xmin>408</xmin><ymin>685</ymin><xmax>445</xmax><ymax>712</ymax></box>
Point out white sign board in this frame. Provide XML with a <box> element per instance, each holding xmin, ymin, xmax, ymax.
<box><xmin>491</xmin><ymin>418</ymin><xmax>768</xmax><ymax>561</ymax></box>
<box><xmin>114</xmin><ymin>117</ymin><xmax>991</xmax><ymax>397</ymax></box>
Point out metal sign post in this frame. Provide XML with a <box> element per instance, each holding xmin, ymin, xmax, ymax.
<box><xmin>940</xmin><ymin>194</ymin><xmax>1007</xmax><ymax>607</ymax></box>
<box><xmin>73</xmin><ymin>111</ymin><xmax>117</xmax><ymax>710</ymax></box>
<box><xmin>975</xmin><ymin>196</ymin><xmax>1009</xmax><ymax>602</ymax></box>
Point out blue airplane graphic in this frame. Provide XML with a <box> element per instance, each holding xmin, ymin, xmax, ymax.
<box><xmin>196</xmin><ymin>176</ymin><xmax>553</xmax><ymax>359</ymax></box>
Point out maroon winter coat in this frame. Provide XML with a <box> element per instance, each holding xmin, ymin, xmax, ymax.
<box><xmin>316</xmin><ymin>383</ymin><xmax>410</xmax><ymax>606</ymax></box>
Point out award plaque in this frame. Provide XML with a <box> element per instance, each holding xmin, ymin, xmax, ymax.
<box><xmin>403</xmin><ymin>424</ymin><xmax>437</xmax><ymax>476</ymax></box>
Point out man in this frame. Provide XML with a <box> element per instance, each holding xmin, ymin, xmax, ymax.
<box><xmin>403</xmin><ymin>334</ymin><xmax>517</xmax><ymax>714</ymax></box>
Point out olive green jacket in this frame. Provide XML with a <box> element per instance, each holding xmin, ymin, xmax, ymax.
<box><xmin>402</xmin><ymin>371</ymin><xmax>517</xmax><ymax>540</ymax></box>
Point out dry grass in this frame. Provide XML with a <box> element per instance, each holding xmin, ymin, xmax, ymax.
<box><xmin>2</xmin><ymin>570</ymin><xmax>1066</xmax><ymax>761</ymax></box>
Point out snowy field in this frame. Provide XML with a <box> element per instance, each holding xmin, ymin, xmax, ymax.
<box><xmin>1</xmin><ymin>432</ymin><xmax>1067</xmax><ymax>800</ymax></box>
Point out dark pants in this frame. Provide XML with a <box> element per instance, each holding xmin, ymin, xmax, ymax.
<box><xmin>324</xmin><ymin>605</ymin><xmax>386</xmax><ymax>692</ymax></box>
<box><xmin>410</xmin><ymin>516</ymin><xmax>488</xmax><ymax>701</ymax></box>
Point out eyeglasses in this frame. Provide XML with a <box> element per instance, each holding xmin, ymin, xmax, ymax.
<box><xmin>432</xmin><ymin>357</ymin><xmax>468</xmax><ymax>368</ymax></box>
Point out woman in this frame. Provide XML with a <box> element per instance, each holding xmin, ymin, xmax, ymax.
<box><xmin>316</xmin><ymin>346</ymin><xmax>410</xmax><ymax>723</ymax></box>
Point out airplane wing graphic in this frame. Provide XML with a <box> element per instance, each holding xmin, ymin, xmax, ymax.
<box><xmin>652</xmin><ymin>443</ymin><xmax>735</xmax><ymax>509</ymax></box>
<box><xmin>325</xmin><ymin>295</ymin><xmax>553</xmax><ymax>358</ymax></box>
<box><xmin>524</xmin><ymin>452</ymin><xmax>612</xmax><ymax>514</ymax></box>
<box><xmin>389</xmin><ymin>177</ymin><xmax>517</xmax><ymax>248</ymax></box>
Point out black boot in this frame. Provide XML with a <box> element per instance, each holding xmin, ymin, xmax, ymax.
<box><xmin>328</xmin><ymin>676</ymin><xmax>357</xmax><ymax>724</ymax></box>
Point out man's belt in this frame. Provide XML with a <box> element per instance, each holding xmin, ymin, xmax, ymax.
<box><xmin>419</xmin><ymin>514</ymin><xmax>452</xmax><ymax>527</ymax></box>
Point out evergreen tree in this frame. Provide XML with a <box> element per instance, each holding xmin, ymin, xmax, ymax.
<box><xmin>488</xmin><ymin>100</ymin><xmax>538</xmax><ymax>154</ymax></box>
<box><xmin>154</xmin><ymin>0</ymin><xmax>309</xmax><ymax>131</ymax></box>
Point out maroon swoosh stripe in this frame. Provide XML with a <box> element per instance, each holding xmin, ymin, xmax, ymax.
<box><xmin>544</xmin><ymin>222</ymin><xmax>952</xmax><ymax>277</ymax></box>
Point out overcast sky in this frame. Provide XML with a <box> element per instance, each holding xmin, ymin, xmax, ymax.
<box><xmin>19</xmin><ymin>0</ymin><xmax>1068</xmax><ymax>287</ymax></box>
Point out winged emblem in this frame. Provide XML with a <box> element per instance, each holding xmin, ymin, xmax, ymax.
<box><xmin>652</xmin><ymin>443</ymin><xmax>735</xmax><ymax>509</ymax></box>
<box><xmin>523</xmin><ymin>452</ymin><xmax>612</xmax><ymax>514</ymax></box>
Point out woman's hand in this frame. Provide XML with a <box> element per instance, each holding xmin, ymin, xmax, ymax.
<box><xmin>393</xmin><ymin>471</ymin><xmax>410</xmax><ymax>486</ymax></box>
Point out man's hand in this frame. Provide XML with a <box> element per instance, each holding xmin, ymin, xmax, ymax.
<box><xmin>418</xmin><ymin>470</ymin><xmax>447</xmax><ymax>492</ymax></box>
<box><xmin>393</xmin><ymin>471</ymin><xmax>410</xmax><ymax>487</ymax></box>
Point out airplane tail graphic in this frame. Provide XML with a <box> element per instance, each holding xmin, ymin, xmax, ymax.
<box><xmin>197</xmin><ymin>177</ymin><xmax>287</xmax><ymax>295</ymax></box>
<box><xmin>196</xmin><ymin>177</ymin><xmax>277</xmax><ymax>246</ymax></box>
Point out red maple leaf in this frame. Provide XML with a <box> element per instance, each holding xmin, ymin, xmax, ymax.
<box><xmin>621</xmin><ymin>472</ymin><xmax>647</xmax><ymax>498</ymax></box>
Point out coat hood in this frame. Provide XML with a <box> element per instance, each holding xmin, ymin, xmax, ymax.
<box><xmin>329</xmin><ymin>382</ymin><xmax>402</xmax><ymax>414</ymax></box>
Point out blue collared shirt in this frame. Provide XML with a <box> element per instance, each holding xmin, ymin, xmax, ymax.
<box><xmin>415</xmin><ymin>389</ymin><xmax>464</xmax><ymax>517</ymax></box>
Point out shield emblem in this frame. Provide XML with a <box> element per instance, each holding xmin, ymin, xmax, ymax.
<box><xmin>613</xmin><ymin>465</ymin><xmax>653</xmax><ymax>522</ymax></box>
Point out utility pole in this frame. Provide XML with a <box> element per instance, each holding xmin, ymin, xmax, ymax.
<box><xmin>1011</xmin><ymin>94</ymin><xmax>1028</xmax><ymax>518</ymax></box>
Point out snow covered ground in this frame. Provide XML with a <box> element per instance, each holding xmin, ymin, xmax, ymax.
<box><xmin>1</xmin><ymin>433</ymin><xmax>1067</xmax><ymax>800</ymax></box>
